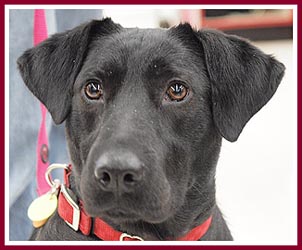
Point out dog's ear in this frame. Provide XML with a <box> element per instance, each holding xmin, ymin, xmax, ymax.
<box><xmin>17</xmin><ymin>18</ymin><xmax>121</xmax><ymax>124</ymax></box>
<box><xmin>194</xmin><ymin>29</ymin><xmax>285</xmax><ymax>142</ymax></box>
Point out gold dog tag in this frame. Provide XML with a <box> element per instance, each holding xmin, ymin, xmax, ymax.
<box><xmin>27</xmin><ymin>193</ymin><xmax>58</xmax><ymax>228</ymax></box>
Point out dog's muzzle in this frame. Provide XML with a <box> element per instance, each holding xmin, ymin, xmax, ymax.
<box><xmin>94</xmin><ymin>150</ymin><xmax>144</xmax><ymax>194</ymax></box>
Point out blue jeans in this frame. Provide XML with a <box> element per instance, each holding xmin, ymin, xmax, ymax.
<box><xmin>9</xmin><ymin>9</ymin><xmax>103</xmax><ymax>241</ymax></box>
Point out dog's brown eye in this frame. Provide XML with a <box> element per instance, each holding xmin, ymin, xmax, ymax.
<box><xmin>166</xmin><ymin>81</ymin><xmax>188</xmax><ymax>102</ymax></box>
<box><xmin>84</xmin><ymin>82</ymin><xmax>103</xmax><ymax>100</ymax></box>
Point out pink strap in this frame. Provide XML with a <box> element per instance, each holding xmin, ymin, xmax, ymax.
<box><xmin>34</xmin><ymin>9</ymin><xmax>49</xmax><ymax>196</ymax></box>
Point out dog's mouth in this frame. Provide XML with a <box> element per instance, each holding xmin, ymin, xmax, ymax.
<box><xmin>102</xmin><ymin>208</ymin><xmax>140</xmax><ymax>222</ymax></box>
<box><xmin>80</xmin><ymin>159</ymin><xmax>175</xmax><ymax>225</ymax></box>
<box><xmin>85</xmin><ymin>199</ymin><xmax>172</xmax><ymax>224</ymax></box>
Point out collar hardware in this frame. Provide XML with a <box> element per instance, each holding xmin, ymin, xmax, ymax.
<box><xmin>119</xmin><ymin>233</ymin><xmax>144</xmax><ymax>241</ymax></box>
<box><xmin>60</xmin><ymin>184</ymin><xmax>80</xmax><ymax>231</ymax></box>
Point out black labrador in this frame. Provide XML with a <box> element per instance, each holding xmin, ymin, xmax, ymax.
<box><xmin>17</xmin><ymin>18</ymin><xmax>285</xmax><ymax>241</ymax></box>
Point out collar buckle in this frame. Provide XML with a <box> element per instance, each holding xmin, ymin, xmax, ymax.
<box><xmin>119</xmin><ymin>233</ymin><xmax>144</xmax><ymax>241</ymax></box>
<box><xmin>61</xmin><ymin>184</ymin><xmax>80</xmax><ymax>231</ymax></box>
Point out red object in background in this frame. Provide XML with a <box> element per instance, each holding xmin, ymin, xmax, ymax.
<box><xmin>200</xmin><ymin>9</ymin><xmax>293</xmax><ymax>31</ymax></box>
<box><xmin>180</xmin><ymin>9</ymin><xmax>293</xmax><ymax>31</ymax></box>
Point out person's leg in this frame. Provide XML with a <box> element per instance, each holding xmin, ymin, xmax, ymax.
<box><xmin>9</xmin><ymin>9</ymin><xmax>56</xmax><ymax>241</ymax></box>
<box><xmin>55</xmin><ymin>9</ymin><xmax>103</xmax><ymax>31</ymax></box>
<box><xmin>9</xmin><ymin>10</ymin><xmax>40</xmax><ymax>240</ymax></box>
<box><xmin>9</xmin><ymin>181</ymin><xmax>36</xmax><ymax>241</ymax></box>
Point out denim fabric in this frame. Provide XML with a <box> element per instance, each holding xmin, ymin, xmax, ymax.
<box><xmin>9</xmin><ymin>10</ymin><xmax>40</xmax><ymax>241</ymax></box>
<box><xmin>9</xmin><ymin>9</ymin><xmax>102</xmax><ymax>241</ymax></box>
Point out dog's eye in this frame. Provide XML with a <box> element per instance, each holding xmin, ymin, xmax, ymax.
<box><xmin>84</xmin><ymin>82</ymin><xmax>103</xmax><ymax>100</ymax></box>
<box><xmin>166</xmin><ymin>81</ymin><xmax>188</xmax><ymax>102</ymax></box>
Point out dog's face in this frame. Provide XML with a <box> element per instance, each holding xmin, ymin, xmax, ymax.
<box><xmin>70</xmin><ymin>26</ymin><xmax>216</xmax><ymax>225</ymax></box>
<box><xmin>18</xmin><ymin>18</ymin><xmax>284</xmax><ymax>237</ymax></box>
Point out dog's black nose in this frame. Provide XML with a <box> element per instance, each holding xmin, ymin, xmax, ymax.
<box><xmin>94</xmin><ymin>151</ymin><xmax>143</xmax><ymax>193</ymax></box>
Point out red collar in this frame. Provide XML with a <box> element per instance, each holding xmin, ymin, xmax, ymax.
<box><xmin>57</xmin><ymin>166</ymin><xmax>212</xmax><ymax>241</ymax></box>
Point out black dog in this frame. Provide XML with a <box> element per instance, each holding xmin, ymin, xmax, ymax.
<box><xmin>17</xmin><ymin>18</ymin><xmax>285</xmax><ymax>241</ymax></box>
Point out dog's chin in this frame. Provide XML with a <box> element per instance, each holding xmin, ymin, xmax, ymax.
<box><xmin>81</xmin><ymin>183</ymin><xmax>175</xmax><ymax>225</ymax></box>
<box><xmin>85</xmin><ymin>205</ymin><xmax>172</xmax><ymax>225</ymax></box>
<box><xmin>101</xmin><ymin>209</ymin><xmax>141</xmax><ymax>223</ymax></box>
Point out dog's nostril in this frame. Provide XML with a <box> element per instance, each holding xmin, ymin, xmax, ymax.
<box><xmin>124</xmin><ymin>173</ymin><xmax>135</xmax><ymax>185</ymax></box>
<box><xmin>95</xmin><ymin>151</ymin><xmax>143</xmax><ymax>192</ymax></box>
<box><xmin>99</xmin><ymin>171</ymin><xmax>111</xmax><ymax>186</ymax></box>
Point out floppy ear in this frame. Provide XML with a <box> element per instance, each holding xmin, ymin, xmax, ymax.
<box><xmin>196</xmin><ymin>29</ymin><xmax>285</xmax><ymax>142</ymax></box>
<box><xmin>17</xmin><ymin>18</ymin><xmax>121</xmax><ymax>124</ymax></box>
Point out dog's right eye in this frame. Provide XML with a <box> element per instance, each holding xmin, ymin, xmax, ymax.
<box><xmin>84</xmin><ymin>82</ymin><xmax>103</xmax><ymax>100</ymax></box>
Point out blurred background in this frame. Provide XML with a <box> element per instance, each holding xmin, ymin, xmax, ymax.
<box><xmin>102</xmin><ymin>8</ymin><xmax>295</xmax><ymax>244</ymax></box>
<box><xmin>103</xmin><ymin>9</ymin><xmax>293</xmax><ymax>41</ymax></box>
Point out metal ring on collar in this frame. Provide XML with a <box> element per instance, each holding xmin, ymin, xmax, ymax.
<box><xmin>45</xmin><ymin>163</ymin><xmax>69</xmax><ymax>187</ymax></box>
<box><xmin>119</xmin><ymin>233</ymin><xmax>144</xmax><ymax>241</ymax></box>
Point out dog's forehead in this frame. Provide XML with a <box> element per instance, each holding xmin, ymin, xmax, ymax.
<box><xmin>87</xmin><ymin>27</ymin><xmax>191</xmax><ymax>70</ymax></box>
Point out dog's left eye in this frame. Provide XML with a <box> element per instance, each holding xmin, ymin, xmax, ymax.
<box><xmin>84</xmin><ymin>82</ymin><xmax>103</xmax><ymax>100</ymax></box>
<box><xmin>165</xmin><ymin>81</ymin><xmax>188</xmax><ymax>102</ymax></box>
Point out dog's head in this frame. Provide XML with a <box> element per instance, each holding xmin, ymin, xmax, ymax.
<box><xmin>18</xmin><ymin>18</ymin><xmax>284</xmax><ymax>238</ymax></box>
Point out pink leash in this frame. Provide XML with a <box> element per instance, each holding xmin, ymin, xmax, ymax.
<box><xmin>34</xmin><ymin>9</ymin><xmax>49</xmax><ymax>196</ymax></box>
